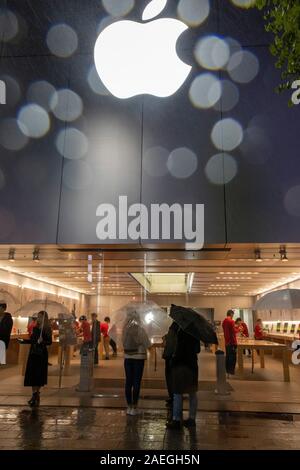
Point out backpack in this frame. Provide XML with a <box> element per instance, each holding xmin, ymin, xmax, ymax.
<box><xmin>123</xmin><ymin>323</ymin><xmax>140</xmax><ymax>355</ymax></box>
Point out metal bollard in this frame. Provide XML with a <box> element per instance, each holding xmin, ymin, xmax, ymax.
<box><xmin>76</xmin><ymin>344</ymin><xmax>94</xmax><ymax>392</ymax></box>
<box><xmin>215</xmin><ymin>349</ymin><xmax>230</xmax><ymax>395</ymax></box>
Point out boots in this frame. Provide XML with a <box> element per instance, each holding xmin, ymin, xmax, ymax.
<box><xmin>28</xmin><ymin>392</ymin><xmax>40</xmax><ymax>407</ymax></box>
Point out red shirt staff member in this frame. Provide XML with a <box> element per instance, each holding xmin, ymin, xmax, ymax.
<box><xmin>254</xmin><ymin>319</ymin><xmax>264</xmax><ymax>340</ymax></box>
<box><xmin>101</xmin><ymin>316</ymin><xmax>110</xmax><ymax>360</ymax></box>
<box><xmin>79</xmin><ymin>316</ymin><xmax>92</xmax><ymax>344</ymax></box>
<box><xmin>222</xmin><ymin>310</ymin><xmax>237</xmax><ymax>376</ymax></box>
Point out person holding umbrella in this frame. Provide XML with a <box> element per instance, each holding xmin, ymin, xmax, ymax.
<box><xmin>166</xmin><ymin>305</ymin><xmax>218</xmax><ymax>429</ymax></box>
<box><xmin>19</xmin><ymin>311</ymin><xmax>52</xmax><ymax>407</ymax></box>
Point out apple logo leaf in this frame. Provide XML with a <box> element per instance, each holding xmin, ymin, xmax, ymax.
<box><xmin>142</xmin><ymin>0</ymin><xmax>168</xmax><ymax>21</ymax></box>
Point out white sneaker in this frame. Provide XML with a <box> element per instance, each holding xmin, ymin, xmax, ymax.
<box><xmin>126</xmin><ymin>407</ymin><xmax>133</xmax><ymax>415</ymax></box>
<box><xmin>131</xmin><ymin>408</ymin><xmax>142</xmax><ymax>416</ymax></box>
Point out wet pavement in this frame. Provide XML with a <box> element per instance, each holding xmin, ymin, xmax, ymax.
<box><xmin>0</xmin><ymin>406</ymin><xmax>300</xmax><ymax>450</ymax></box>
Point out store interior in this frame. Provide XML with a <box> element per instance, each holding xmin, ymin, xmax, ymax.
<box><xmin>1</xmin><ymin>243</ymin><xmax>300</xmax><ymax>412</ymax></box>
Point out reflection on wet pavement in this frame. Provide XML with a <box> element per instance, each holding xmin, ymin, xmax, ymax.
<box><xmin>0</xmin><ymin>407</ymin><xmax>299</xmax><ymax>450</ymax></box>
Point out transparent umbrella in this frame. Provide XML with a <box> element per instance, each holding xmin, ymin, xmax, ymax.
<box><xmin>113</xmin><ymin>300</ymin><xmax>171</xmax><ymax>341</ymax></box>
<box><xmin>254</xmin><ymin>289</ymin><xmax>300</xmax><ymax>310</ymax></box>
<box><xmin>14</xmin><ymin>299</ymin><xmax>71</xmax><ymax>318</ymax></box>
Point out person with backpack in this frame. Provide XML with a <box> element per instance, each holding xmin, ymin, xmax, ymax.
<box><xmin>122</xmin><ymin>311</ymin><xmax>151</xmax><ymax>416</ymax></box>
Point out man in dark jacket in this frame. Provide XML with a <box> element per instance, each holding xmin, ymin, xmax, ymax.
<box><xmin>91</xmin><ymin>313</ymin><xmax>101</xmax><ymax>364</ymax></box>
<box><xmin>0</xmin><ymin>302</ymin><xmax>13</xmax><ymax>349</ymax></box>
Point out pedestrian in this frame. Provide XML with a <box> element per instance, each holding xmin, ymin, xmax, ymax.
<box><xmin>101</xmin><ymin>316</ymin><xmax>111</xmax><ymax>360</ymax></box>
<box><xmin>254</xmin><ymin>318</ymin><xmax>264</xmax><ymax>340</ymax></box>
<box><xmin>91</xmin><ymin>313</ymin><xmax>101</xmax><ymax>365</ymax></box>
<box><xmin>162</xmin><ymin>322</ymin><xmax>179</xmax><ymax>418</ymax></box>
<box><xmin>235</xmin><ymin>317</ymin><xmax>251</xmax><ymax>356</ymax></box>
<box><xmin>122</xmin><ymin>311</ymin><xmax>151</xmax><ymax>416</ymax></box>
<box><xmin>166</xmin><ymin>327</ymin><xmax>200</xmax><ymax>429</ymax></box>
<box><xmin>222</xmin><ymin>310</ymin><xmax>237</xmax><ymax>376</ymax></box>
<box><xmin>0</xmin><ymin>302</ymin><xmax>13</xmax><ymax>359</ymax></box>
<box><xmin>109</xmin><ymin>323</ymin><xmax>118</xmax><ymax>356</ymax></box>
<box><xmin>20</xmin><ymin>311</ymin><xmax>52</xmax><ymax>407</ymax></box>
<box><xmin>27</xmin><ymin>314</ymin><xmax>38</xmax><ymax>336</ymax></box>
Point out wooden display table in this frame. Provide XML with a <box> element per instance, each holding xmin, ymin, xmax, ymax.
<box><xmin>237</xmin><ymin>338</ymin><xmax>290</xmax><ymax>382</ymax></box>
<box><xmin>150</xmin><ymin>342</ymin><xmax>164</xmax><ymax>372</ymax></box>
<box><xmin>6</xmin><ymin>335</ymin><xmax>29</xmax><ymax>366</ymax></box>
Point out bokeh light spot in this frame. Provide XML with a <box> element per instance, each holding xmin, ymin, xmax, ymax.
<box><xmin>50</xmin><ymin>89</ymin><xmax>83</xmax><ymax>122</ymax></box>
<box><xmin>205</xmin><ymin>153</ymin><xmax>237</xmax><ymax>185</ymax></box>
<box><xmin>227</xmin><ymin>50</ymin><xmax>259</xmax><ymax>84</ymax></box>
<box><xmin>56</xmin><ymin>128</ymin><xmax>89</xmax><ymax>160</ymax></box>
<box><xmin>0</xmin><ymin>118</ymin><xmax>29</xmax><ymax>151</ymax></box>
<box><xmin>0</xmin><ymin>9</ymin><xmax>19</xmax><ymax>42</ymax></box>
<box><xmin>27</xmin><ymin>81</ymin><xmax>57</xmax><ymax>111</ymax></box>
<box><xmin>88</xmin><ymin>65</ymin><xmax>110</xmax><ymax>96</ymax></box>
<box><xmin>211</xmin><ymin>118</ymin><xmax>243</xmax><ymax>151</ymax></box>
<box><xmin>231</xmin><ymin>0</ymin><xmax>256</xmax><ymax>8</ymax></box>
<box><xmin>195</xmin><ymin>36</ymin><xmax>230</xmax><ymax>70</ymax></box>
<box><xmin>189</xmin><ymin>73</ymin><xmax>221</xmax><ymax>109</ymax></box>
<box><xmin>18</xmin><ymin>104</ymin><xmax>50</xmax><ymax>139</ymax></box>
<box><xmin>102</xmin><ymin>0</ymin><xmax>135</xmax><ymax>17</ymax></box>
<box><xmin>167</xmin><ymin>147</ymin><xmax>198</xmax><ymax>178</ymax></box>
<box><xmin>177</xmin><ymin>0</ymin><xmax>210</xmax><ymax>27</ymax></box>
<box><xmin>47</xmin><ymin>24</ymin><xmax>78</xmax><ymax>58</ymax></box>
<box><xmin>284</xmin><ymin>186</ymin><xmax>300</xmax><ymax>217</ymax></box>
<box><xmin>214</xmin><ymin>80</ymin><xmax>239</xmax><ymax>112</ymax></box>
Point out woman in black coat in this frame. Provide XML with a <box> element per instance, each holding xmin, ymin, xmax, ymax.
<box><xmin>20</xmin><ymin>311</ymin><xmax>52</xmax><ymax>407</ymax></box>
<box><xmin>167</xmin><ymin>327</ymin><xmax>200</xmax><ymax>429</ymax></box>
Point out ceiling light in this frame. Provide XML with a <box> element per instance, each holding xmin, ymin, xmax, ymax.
<box><xmin>255</xmin><ymin>249</ymin><xmax>263</xmax><ymax>262</ymax></box>
<box><xmin>8</xmin><ymin>248</ymin><xmax>15</xmax><ymax>262</ymax></box>
<box><xmin>33</xmin><ymin>248</ymin><xmax>40</xmax><ymax>262</ymax></box>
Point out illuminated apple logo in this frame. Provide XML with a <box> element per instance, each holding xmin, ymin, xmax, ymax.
<box><xmin>94</xmin><ymin>0</ymin><xmax>192</xmax><ymax>99</ymax></box>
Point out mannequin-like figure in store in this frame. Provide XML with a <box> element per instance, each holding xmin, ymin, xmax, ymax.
<box><xmin>0</xmin><ymin>301</ymin><xmax>13</xmax><ymax>365</ymax></box>
<box><xmin>19</xmin><ymin>311</ymin><xmax>52</xmax><ymax>407</ymax></box>
<box><xmin>222</xmin><ymin>310</ymin><xmax>237</xmax><ymax>377</ymax></box>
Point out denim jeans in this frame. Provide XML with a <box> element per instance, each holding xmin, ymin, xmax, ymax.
<box><xmin>124</xmin><ymin>359</ymin><xmax>145</xmax><ymax>406</ymax></box>
<box><xmin>173</xmin><ymin>393</ymin><xmax>198</xmax><ymax>421</ymax></box>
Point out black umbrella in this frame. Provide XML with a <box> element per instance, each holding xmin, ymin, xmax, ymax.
<box><xmin>170</xmin><ymin>304</ymin><xmax>218</xmax><ymax>345</ymax></box>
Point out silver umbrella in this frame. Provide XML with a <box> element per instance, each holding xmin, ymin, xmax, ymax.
<box><xmin>254</xmin><ymin>288</ymin><xmax>300</xmax><ymax>310</ymax></box>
